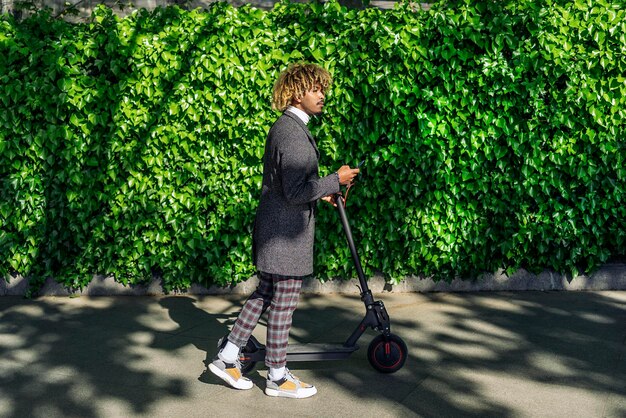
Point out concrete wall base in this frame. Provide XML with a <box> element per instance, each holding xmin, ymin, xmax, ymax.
<box><xmin>2</xmin><ymin>262</ymin><xmax>626</xmax><ymax>296</ymax></box>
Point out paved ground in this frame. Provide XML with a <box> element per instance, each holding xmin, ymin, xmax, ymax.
<box><xmin>0</xmin><ymin>291</ymin><xmax>625</xmax><ymax>418</ymax></box>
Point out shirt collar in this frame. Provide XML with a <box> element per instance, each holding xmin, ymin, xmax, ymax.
<box><xmin>285</xmin><ymin>106</ymin><xmax>310</xmax><ymax>125</ymax></box>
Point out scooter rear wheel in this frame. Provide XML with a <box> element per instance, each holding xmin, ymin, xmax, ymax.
<box><xmin>367</xmin><ymin>334</ymin><xmax>407</xmax><ymax>373</ymax></box>
<box><xmin>239</xmin><ymin>339</ymin><xmax>258</xmax><ymax>375</ymax></box>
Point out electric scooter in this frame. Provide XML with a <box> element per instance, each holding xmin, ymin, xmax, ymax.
<box><xmin>218</xmin><ymin>188</ymin><xmax>408</xmax><ymax>374</ymax></box>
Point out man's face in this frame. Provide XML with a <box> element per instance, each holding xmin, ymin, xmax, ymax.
<box><xmin>293</xmin><ymin>85</ymin><xmax>325</xmax><ymax>116</ymax></box>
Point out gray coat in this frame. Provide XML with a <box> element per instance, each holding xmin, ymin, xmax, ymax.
<box><xmin>253</xmin><ymin>112</ymin><xmax>341</xmax><ymax>277</ymax></box>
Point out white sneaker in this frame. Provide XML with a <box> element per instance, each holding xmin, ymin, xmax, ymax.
<box><xmin>208</xmin><ymin>354</ymin><xmax>253</xmax><ymax>390</ymax></box>
<box><xmin>265</xmin><ymin>369</ymin><xmax>317</xmax><ymax>398</ymax></box>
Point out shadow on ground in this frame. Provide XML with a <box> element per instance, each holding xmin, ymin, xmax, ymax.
<box><xmin>0</xmin><ymin>291</ymin><xmax>624</xmax><ymax>417</ymax></box>
<box><xmin>0</xmin><ymin>295</ymin><xmax>239</xmax><ymax>417</ymax></box>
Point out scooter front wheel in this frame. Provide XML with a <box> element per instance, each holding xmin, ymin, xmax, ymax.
<box><xmin>367</xmin><ymin>334</ymin><xmax>407</xmax><ymax>373</ymax></box>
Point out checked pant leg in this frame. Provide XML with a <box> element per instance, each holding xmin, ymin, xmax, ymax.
<box><xmin>227</xmin><ymin>274</ymin><xmax>273</xmax><ymax>348</ymax></box>
<box><xmin>265</xmin><ymin>278</ymin><xmax>303</xmax><ymax>369</ymax></box>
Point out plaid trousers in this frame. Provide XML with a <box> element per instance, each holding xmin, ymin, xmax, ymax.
<box><xmin>227</xmin><ymin>272</ymin><xmax>303</xmax><ymax>368</ymax></box>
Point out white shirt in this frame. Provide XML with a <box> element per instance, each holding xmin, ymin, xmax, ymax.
<box><xmin>285</xmin><ymin>106</ymin><xmax>310</xmax><ymax>125</ymax></box>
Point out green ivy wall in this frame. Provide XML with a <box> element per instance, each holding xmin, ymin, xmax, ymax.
<box><xmin>1</xmin><ymin>0</ymin><xmax>625</xmax><ymax>293</ymax></box>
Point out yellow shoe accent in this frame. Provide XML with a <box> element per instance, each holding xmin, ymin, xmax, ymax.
<box><xmin>226</xmin><ymin>368</ymin><xmax>242</xmax><ymax>381</ymax></box>
<box><xmin>265</xmin><ymin>369</ymin><xmax>317</xmax><ymax>398</ymax></box>
<box><xmin>208</xmin><ymin>356</ymin><xmax>253</xmax><ymax>390</ymax></box>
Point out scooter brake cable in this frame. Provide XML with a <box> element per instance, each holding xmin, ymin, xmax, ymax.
<box><xmin>343</xmin><ymin>182</ymin><xmax>354</xmax><ymax>207</ymax></box>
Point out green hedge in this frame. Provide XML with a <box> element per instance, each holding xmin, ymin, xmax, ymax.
<box><xmin>1</xmin><ymin>0</ymin><xmax>625</xmax><ymax>293</ymax></box>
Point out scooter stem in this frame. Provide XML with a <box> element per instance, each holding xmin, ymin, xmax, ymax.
<box><xmin>334</xmin><ymin>193</ymin><xmax>370</xmax><ymax>294</ymax></box>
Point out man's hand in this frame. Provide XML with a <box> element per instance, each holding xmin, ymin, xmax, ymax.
<box><xmin>321</xmin><ymin>195</ymin><xmax>337</xmax><ymax>207</ymax></box>
<box><xmin>337</xmin><ymin>165</ymin><xmax>360</xmax><ymax>185</ymax></box>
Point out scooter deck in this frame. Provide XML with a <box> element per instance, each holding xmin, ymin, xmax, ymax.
<box><xmin>285</xmin><ymin>343</ymin><xmax>359</xmax><ymax>361</ymax></box>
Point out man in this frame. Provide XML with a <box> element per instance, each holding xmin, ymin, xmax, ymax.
<box><xmin>209</xmin><ymin>63</ymin><xmax>359</xmax><ymax>398</ymax></box>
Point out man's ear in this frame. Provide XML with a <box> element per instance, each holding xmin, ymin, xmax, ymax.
<box><xmin>291</xmin><ymin>95</ymin><xmax>302</xmax><ymax>105</ymax></box>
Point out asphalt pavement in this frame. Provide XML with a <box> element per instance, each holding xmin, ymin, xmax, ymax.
<box><xmin>0</xmin><ymin>290</ymin><xmax>625</xmax><ymax>418</ymax></box>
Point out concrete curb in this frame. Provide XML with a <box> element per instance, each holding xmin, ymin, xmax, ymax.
<box><xmin>2</xmin><ymin>262</ymin><xmax>626</xmax><ymax>296</ymax></box>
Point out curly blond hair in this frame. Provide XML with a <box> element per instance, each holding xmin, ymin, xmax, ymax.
<box><xmin>272</xmin><ymin>63</ymin><xmax>332</xmax><ymax>112</ymax></box>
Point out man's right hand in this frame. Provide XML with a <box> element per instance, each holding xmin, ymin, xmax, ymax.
<box><xmin>337</xmin><ymin>165</ymin><xmax>360</xmax><ymax>185</ymax></box>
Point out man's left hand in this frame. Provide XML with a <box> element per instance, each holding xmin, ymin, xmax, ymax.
<box><xmin>321</xmin><ymin>195</ymin><xmax>337</xmax><ymax>207</ymax></box>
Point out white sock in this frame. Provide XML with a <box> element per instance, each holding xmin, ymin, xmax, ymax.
<box><xmin>269</xmin><ymin>366</ymin><xmax>286</xmax><ymax>381</ymax></box>
<box><xmin>219</xmin><ymin>341</ymin><xmax>239</xmax><ymax>363</ymax></box>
